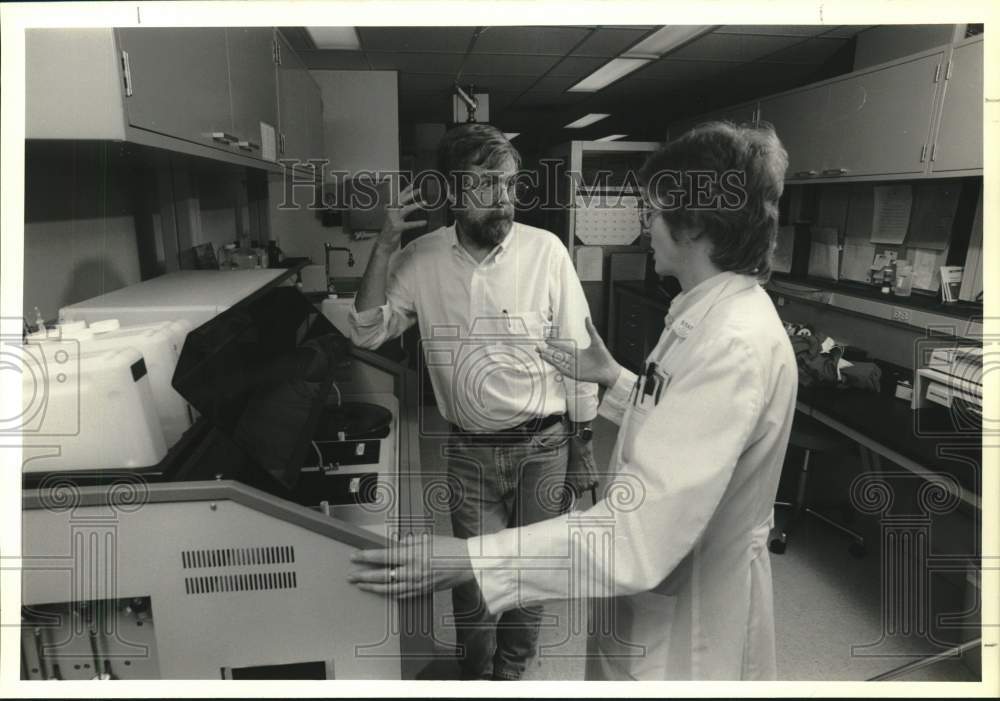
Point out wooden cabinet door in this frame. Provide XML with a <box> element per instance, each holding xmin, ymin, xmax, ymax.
<box><xmin>117</xmin><ymin>28</ymin><xmax>233</xmax><ymax>151</ymax></box>
<box><xmin>931</xmin><ymin>38</ymin><xmax>983</xmax><ymax>173</ymax></box>
<box><xmin>758</xmin><ymin>84</ymin><xmax>830</xmax><ymax>180</ymax></box>
<box><xmin>226</xmin><ymin>27</ymin><xmax>278</xmax><ymax>159</ymax></box>
<box><xmin>822</xmin><ymin>51</ymin><xmax>943</xmax><ymax>177</ymax></box>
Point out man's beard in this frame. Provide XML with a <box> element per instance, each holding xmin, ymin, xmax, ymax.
<box><xmin>457</xmin><ymin>209</ymin><xmax>514</xmax><ymax>248</ymax></box>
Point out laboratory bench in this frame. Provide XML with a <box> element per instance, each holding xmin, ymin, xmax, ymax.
<box><xmin>609</xmin><ymin>278</ymin><xmax>982</xmax><ymax>509</ymax></box>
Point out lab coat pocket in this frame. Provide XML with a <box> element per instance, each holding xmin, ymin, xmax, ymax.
<box><xmin>594</xmin><ymin>591</ymin><xmax>677</xmax><ymax>680</ymax></box>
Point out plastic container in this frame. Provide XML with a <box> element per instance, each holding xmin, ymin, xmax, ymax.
<box><xmin>893</xmin><ymin>262</ymin><xmax>913</xmax><ymax>297</ymax></box>
<box><xmin>20</xmin><ymin>345</ymin><xmax>167</xmax><ymax>473</ymax></box>
<box><xmin>27</xmin><ymin>319</ymin><xmax>194</xmax><ymax>447</ymax></box>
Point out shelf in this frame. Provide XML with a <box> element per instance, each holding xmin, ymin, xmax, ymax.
<box><xmin>767</xmin><ymin>275</ymin><xmax>983</xmax><ymax>340</ymax></box>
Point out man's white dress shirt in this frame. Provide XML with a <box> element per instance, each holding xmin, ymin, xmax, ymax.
<box><xmin>348</xmin><ymin>222</ymin><xmax>598</xmax><ymax>431</ymax></box>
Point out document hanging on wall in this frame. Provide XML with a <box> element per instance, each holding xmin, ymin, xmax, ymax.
<box><xmin>841</xmin><ymin>240</ymin><xmax>876</xmax><ymax>282</ymax></box>
<box><xmin>808</xmin><ymin>226</ymin><xmax>840</xmax><ymax>281</ymax></box>
<box><xmin>575</xmin><ymin>246</ymin><xmax>604</xmax><ymax>282</ymax></box>
<box><xmin>870</xmin><ymin>184</ymin><xmax>913</xmax><ymax>245</ymax></box>
<box><xmin>907</xmin><ymin>182</ymin><xmax>960</xmax><ymax>251</ymax></box>
<box><xmin>573</xmin><ymin>193</ymin><xmax>641</xmax><ymax>246</ymax></box>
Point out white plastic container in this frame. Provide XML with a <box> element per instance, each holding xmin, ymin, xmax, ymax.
<box><xmin>27</xmin><ymin>319</ymin><xmax>193</xmax><ymax>447</ymax></box>
<box><xmin>20</xmin><ymin>345</ymin><xmax>167</xmax><ymax>473</ymax></box>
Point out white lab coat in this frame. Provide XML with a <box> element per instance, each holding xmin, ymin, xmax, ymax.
<box><xmin>468</xmin><ymin>271</ymin><xmax>798</xmax><ymax>680</ymax></box>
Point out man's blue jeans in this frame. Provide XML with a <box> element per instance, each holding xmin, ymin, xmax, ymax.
<box><xmin>445</xmin><ymin>419</ymin><xmax>570</xmax><ymax>680</ymax></box>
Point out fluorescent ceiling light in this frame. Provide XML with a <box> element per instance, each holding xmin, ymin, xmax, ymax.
<box><xmin>596</xmin><ymin>134</ymin><xmax>628</xmax><ymax>142</ymax></box>
<box><xmin>306</xmin><ymin>27</ymin><xmax>362</xmax><ymax>50</ymax></box>
<box><xmin>564</xmin><ymin>113</ymin><xmax>612</xmax><ymax>129</ymax></box>
<box><xmin>568</xmin><ymin>58</ymin><xmax>651</xmax><ymax>92</ymax></box>
<box><xmin>623</xmin><ymin>25</ymin><xmax>717</xmax><ymax>59</ymax></box>
<box><xmin>503</xmin><ymin>132</ymin><xmax>520</xmax><ymax>140</ymax></box>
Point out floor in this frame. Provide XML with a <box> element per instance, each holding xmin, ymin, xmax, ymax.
<box><xmin>417</xmin><ymin>413</ymin><xmax>980</xmax><ymax>683</ymax></box>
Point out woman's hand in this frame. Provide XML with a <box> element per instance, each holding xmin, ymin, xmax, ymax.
<box><xmin>537</xmin><ymin>317</ymin><xmax>622</xmax><ymax>388</ymax></box>
<box><xmin>348</xmin><ymin>534</ymin><xmax>474</xmax><ymax>598</ymax></box>
<box><xmin>376</xmin><ymin>182</ymin><xmax>426</xmax><ymax>253</ymax></box>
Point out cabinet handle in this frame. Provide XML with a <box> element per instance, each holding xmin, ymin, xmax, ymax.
<box><xmin>212</xmin><ymin>132</ymin><xmax>238</xmax><ymax>144</ymax></box>
<box><xmin>237</xmin><ymin>140</ymin><xmax>260</xmax><ymax>151</ymax></box>
<box><xmin>120</xmin><ymin>50</ymin><xmax>133</xmax><ymax>97</ymax></box>
<box><xmin>279</xmin><ymin>133</ymin><xmax>286</xmax><ymax>155</ymax></box>
<box><xmin>794</xmin><ymin>170</ymin><xmax>818</xmax><ymax>178</ymax></box>
<box><xmin>822</xmin><ymin>168</ymin><xmax>848</xmax><ymax>176</ymax></box>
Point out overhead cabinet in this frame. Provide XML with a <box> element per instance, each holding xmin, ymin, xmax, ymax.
<box><xmin>929</xmin><ymin>36</ymin><xmax>983</xmax><ymax>174</ymax></box>
<box><xmin>275</xmin><ymin>31</ymin><xmax>325</xmax><ymax>167</ymax></box>
<box><xmin>116</xmin><ymin>28</ymin><xmax>236</xmax><ymax>153</ymax></box>
<box><xmin>669</xmin><ymin>36</ymin><xmax>982</xmax><ymax>182</ymax></box>
<box><xmin>27</xmin><ymin>28</ymin><xmax>321</xmax><ymax>172</ymax></box>
<box><xmin>758</xmin><ymin>49</ymin><xmax>945</xmax><ymax>181</ymax></box>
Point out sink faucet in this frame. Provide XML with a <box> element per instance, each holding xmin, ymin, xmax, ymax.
<box><xmin>324</xmin><ymin>244</ymin><xmax>355</xmax><ymax>293</ymax></box>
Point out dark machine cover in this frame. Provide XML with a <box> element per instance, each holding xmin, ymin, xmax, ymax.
<box><xmin>172</xmin><ymin>285</ymin><xmax>348</xmax><ymax>492</ymax></box>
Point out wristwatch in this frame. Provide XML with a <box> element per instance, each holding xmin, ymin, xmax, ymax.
<box><xmin>578</xmin><ymin>425</ymin><xmax>593</xmax><ymax>442</ymax></box>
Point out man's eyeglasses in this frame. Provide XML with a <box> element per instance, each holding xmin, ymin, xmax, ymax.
<box><xmin>463</xmin><ymin>175</ymin><xmax>530</xmax><ymax>205</ymax></box>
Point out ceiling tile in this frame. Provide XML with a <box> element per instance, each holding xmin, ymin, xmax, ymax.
<box><xmin>513</xmin><ymin>90</ymin><xmax>591</xmax><ymax>108</ymax></box>
<box><xmin>527</xmin><ymin>73</ymin><xmax>581</xmax><ymax>92</ymax></box>
<box><xmin>639</xmin><ymin>58</ymin><xmax>738</xmax><ymax>81</ymax></box>
<box><xmin>547</xmin><ymin>55</ymin><xmax>611</xmax><ymax>77</ymax></box>
<box><xmin>714</xmin><ymin>25</ymin><xmax>830</xmax><ymax>37</ymax></box>
<box><xmin>470</xmin><ymin>26</ymin><xmax>592</xmax><ymax>55</ymax></box>
<box><xmin>458</xmin><ymin>73</ymin><xmax>538</xmax><ymax>91</ymax></box>
<box><xmin>823</xmin><ymin>25</ymin><xmax>874</xmax><ymax>37</ymax></box>
<box><xmin>299</xmin><ymin>50</ymin><xmax>371</xmax><ymax>70</ymax></box>
<box><xmin>460</xmin><ymin>53</ymin><xmax>561</xmax><ymax>76</ymax></box>
<box><xmin>358</xmin><ymin>27</ymin><xmax>475</xmax><ymax>53</ymax></box>
<box><xmin>669</xmin><ymin>33</ymin><xmax>804</xmax><ymax>62</ymax></box>
<box><xmin>761</xmin><ymin>37</ymin><xmax>849</xmax><ymax>64</ymax></box>
<box><xmin>571</xmin><ymin>27</ymin><xmax>653</xmax><ymax>57</ymax></box>
<box><xmin>397</xmin><ymin>73</ymin><xmax>457</xmax><ymax>92</ymax></box>
<box><xmin>367</xmin><ymin>52</ymin><xmax>466</xmax><ymax>73</ymax></box>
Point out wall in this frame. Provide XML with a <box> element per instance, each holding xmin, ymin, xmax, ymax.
<box><xmin>314</xmin><ymin>70</ymin><xmax>399</xmax><ymax>174</ymax></box>
<box><xmin>269</xmin><ymin>70</ymin><xmax>399</xmax><ymax>287</ymax></box>
<box><xmin>853</xmin><ymin>24</ymin><xmax>961</xmax><ymax>70</ymax></box>
<box><xmin>23</xmin><ymin>142</ymin><xmax>142</xmax><ymax>322</ymax></box>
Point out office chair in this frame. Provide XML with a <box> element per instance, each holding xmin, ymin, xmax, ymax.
<box><xmin>768</xmin><ymin>413</ymin><xmax>867</xmax><ymax>558</ymax></box>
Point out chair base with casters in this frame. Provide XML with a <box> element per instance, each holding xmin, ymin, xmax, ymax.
<box><xmin>768</xmin><ymin>414</ymin><xmax>867</xmax><ymax>558</ymax></box>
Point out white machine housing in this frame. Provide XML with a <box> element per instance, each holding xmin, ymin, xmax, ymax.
<box><xmin>20</xmin><ymin>344</ymin><xmax>167</xmax><ymax>473</ymax></box>
<box><xmin>28</xmin><ymin>320</ymin><xmax>193</xmax><ymax>447</ymax></box>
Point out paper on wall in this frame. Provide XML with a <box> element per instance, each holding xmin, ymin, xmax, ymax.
<box><xmin>911</xmin><ymin>247</ymin><xmax>943</xmax><ymax>291</ymax></box>
<box><xmin>772</xmin><ymin>225</ymin><xmax>795</xmax><ymax>273</ymax></box>
<box><xmin>574</xmin><ymin>194</ymin><xmax>641</xmax><ymax>246</ymax></box>
<box><xmin>575</xmin><ymin>246</ymin><xmax>604</xmax><ymax>282</ymax></box>
<box><xmin>260</xmin><ymin>122</ymin><xmax>277</xmax><ymax>163</ymax></box>
<box><xmin>907</xmin><ymin>182</ymin><xmax>960</xmax><ymax>251</ymax></box>
<box><xmin>808</xmin><ymin>226</ymin><xmax>840</xmax><ymax>281</ymax></box>
<box><xmin>841</xmin><ymin>240</ymin><xmax>876</xmax><ymax>282</ymax></box>
<box><xmin>870</xmin><ymin>184</ymin><xmax>913</xmax><ymax>245</ymax></box>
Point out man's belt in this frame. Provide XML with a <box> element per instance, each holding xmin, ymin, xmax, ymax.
<box><xmin>449</xmin><ymin>413</ymin><xmax>565</xmax><ymax>439</ymax></box>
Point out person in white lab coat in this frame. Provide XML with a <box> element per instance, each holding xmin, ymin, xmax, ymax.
<box><xmin>349</xmin><ymin>121</ymin><xmax>798</xmax><ymax>681</ymax></box>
